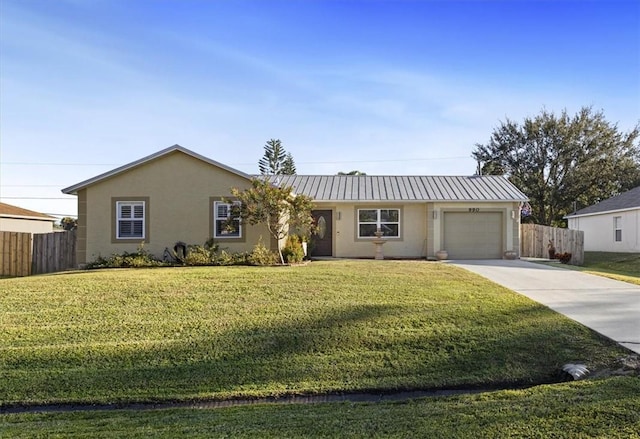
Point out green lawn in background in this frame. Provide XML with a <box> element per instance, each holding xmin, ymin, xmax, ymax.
<box><xmin>547</xmin><ymin>252</ymin><xmax>640</xmax><ymax>285</ymax></box>
<box><xmin>580</xmin><ymin>252</ymin><xmax>640</xmax><ymax>285</ymax></box>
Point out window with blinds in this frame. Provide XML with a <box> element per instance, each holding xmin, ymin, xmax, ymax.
<box><xmin>117</xmin><ymin>201</ymin><xmax>145</xmax><ymax>239</ymax></box>
<box><xmin>214</xmin><ymin>201</ymin><xmax>241</xmax><ymax>238</ymax></box>
<box><xmin>614</xmin><ymin>216</ymin><xmax>622</xmax><ymax>242</ymax></box>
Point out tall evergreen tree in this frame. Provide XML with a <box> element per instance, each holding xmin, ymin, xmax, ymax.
<box><xmin>473</xmin><ymin>107</ymin><xmax>640</xmax><ymax>226</ymax></box>
<box><xmin>282</xmin><ymin>152</ymin><xmax>296</xmax><ymax>175</ymax></box>
<box><xmin>258</xmin><ymin>139</ymin><xmax>296</xmax><ymax>175</ymax></box>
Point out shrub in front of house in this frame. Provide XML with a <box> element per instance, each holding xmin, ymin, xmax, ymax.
<box><xmin>86</xmin><ymin>237</ymin><xmax>291</xmax><ymax>269</ymax></box>
<box><xmin>86</xmin><ymin>245</ymin><xmax>166</xmax><ymax>269</ymax></box>
<box><xmin>182</xmin><ymin>245</ymin><xmax>216</xmax><ymax>266</ymax></box>
<box><xmin>282</xmin><ymin>234</ymin><xmax>305</xmax><ymax>264</ymax></box>
<box><xmin>248</xmin><ymin>238</ymin><xmax>279</xmax><ymax>266</ymax></box>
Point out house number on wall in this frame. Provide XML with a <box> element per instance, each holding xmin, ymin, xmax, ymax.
<box><xmin>468</xmin><ymin>208</ymin><xmax>480</xmax><ymax>213</ymax></box>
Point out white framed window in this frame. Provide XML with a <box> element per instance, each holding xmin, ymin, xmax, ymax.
<box><xmin>614</xmin><ymin>216</ymin><xmax>622</xmax><ymax>242</ymax></box>
<box><xmin>117</xmin><ymin>201</ymin><xmax>145</xmax><ymax>239</ymax></box>
<box><xmin>214</xmin><ymin>201</ymin><xmax>241</xmax><ymax>238</ymax></box>
<box><xmin>358</xmin><ymin>208</ymin><xmax>400</xmax><ymax>238</ymax></box>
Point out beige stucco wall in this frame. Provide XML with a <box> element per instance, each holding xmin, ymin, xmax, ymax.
<box><xmin>316</xmin><ymin>202</ymin><xmax>520</xmax><ymax>258</ymax></box>
<box><xmin>316</xmin><ymin>202</ymin><xmax>428</xmax><ymax>258</ymax></box>
<box><xmin>568</xmin><ymin>209</ymin><xmax>640</xmax><ymax>252</ymax></box>
<box><xmin>314</xmin><ymin>201</ymin><xmax>521</xmax><ymax>259</ymax></box>
<box><xmin>0</xmin><ymin>217</ymin><xmax>54</xmax><ymax>234</ymax></box>
<box><xmin>81</xmin><ymin>151</ymin><xmax>271</xmax><ymax>263</ymax></box>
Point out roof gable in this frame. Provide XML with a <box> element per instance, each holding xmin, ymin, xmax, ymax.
<box><xmin>61</xmin><ymin>145</ymin><xmax>251</xmax><ymax>195</ymax></box>
<box><xmin>566</xmin><ymin>186</ymin><xmax>640</xmax><ymax>218</ymax></box>
<box><xmin>0</xmin><ymin>202</ymin><xmax>56</xmax><ymax>221</ymax></box>
<box><xmin>263</xmin><ymin>175</ymin><xmax>528</xmax><ymax>202</ymax></box>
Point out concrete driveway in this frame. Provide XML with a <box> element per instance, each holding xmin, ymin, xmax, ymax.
<box><xmin>451</xmin><ymin>259</ymin><xmax>640</xmax><ymax>355</ymax></box>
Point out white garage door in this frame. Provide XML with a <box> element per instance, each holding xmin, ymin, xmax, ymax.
<box><xmin>443</xmin><ymin>212</ymin><xmax>503</xmax><ymax>259</ymax></box>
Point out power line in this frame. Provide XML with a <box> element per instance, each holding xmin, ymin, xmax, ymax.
<box><xmin>1</xmin><ymin>162</ymin><xmax>122</xmax><ymax>166</ymax></box>
<box><xmin>44</xmin><ymin>213</ymin><xmax>77</xmax><ymax>217</ymax></box>
<box><xmin>1</xmin><ymin>184</ymin><xmax>65</xmax><ymax>187</ymax></box>
<box><xmin>0</xmin><ymin>196</ymin><xmax>74</xmax><ymax>200</ymax></box>
<box><xmin>1</xmin><ymin>156</ymin><xmax>470</xmax><ymax>167</ymax></box>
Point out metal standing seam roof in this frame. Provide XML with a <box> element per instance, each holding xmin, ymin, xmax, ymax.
<box><xmin>58</xmin><ymin>144</ymin><xmax>528</xmax><ymax>202</ymax></box>
<box><xmin>565</xmin><ymin>186</ymin><xmax>640</xmax><ymax>218</ymax></box>
<box><xmin>262</xmin><ymin>175</ymin><xmax>528</xmax><ymax>202</ymax></box>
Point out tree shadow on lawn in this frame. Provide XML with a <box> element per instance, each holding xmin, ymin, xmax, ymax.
<box><xmin>2</xmin><ymin>302</ymin><xmax>627</xmax><ymax>407</ymax></box>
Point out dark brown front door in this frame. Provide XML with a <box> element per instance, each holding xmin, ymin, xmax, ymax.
<box><xmin>311</xmin><ymin>210</ymin><xmax>332</xmax><ymax>257</ymax></box>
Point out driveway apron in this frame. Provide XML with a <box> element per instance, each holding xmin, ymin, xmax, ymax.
<box><xmin>450</xmin><ymin>259</ymin><xmax>640</xmax><ymax>355</ymax></box>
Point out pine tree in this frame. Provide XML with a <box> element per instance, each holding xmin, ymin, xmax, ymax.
<box><xmin>258</xmin><ymin>139</ymin><xmax>296</xmax><ymax>175</ymax></box>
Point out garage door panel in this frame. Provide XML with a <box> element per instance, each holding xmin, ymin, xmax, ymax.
<box><xmin>443</xmin><ymin>212</ymin><xmax>502</xmax><ymax>259</ymax></box>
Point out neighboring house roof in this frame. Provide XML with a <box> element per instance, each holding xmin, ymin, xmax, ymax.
<box><xmin>263</xmin><ymin>175</ymin><xmax>528</xmax><ymax>202</ymax></box>
<box><xmin>565</xmin><ymin>186</ymin><xmax>640</xmax><ymax>218</ymax></box>
<box><xmin>0</xmin><ymin>202</ymin><xmax>56</xmax><ymax>221</ymax></box>
<box><xmin>61</xmin><ymin>144</ymin><xmax>252</xmax><ymax>195</ymax></box>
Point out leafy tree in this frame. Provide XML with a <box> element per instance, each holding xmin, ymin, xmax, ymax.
<box><xmin>60</xmin><ymin>217</ymin><xmax>77</xmax><ymax>231</ymax></box>
<box><xmin>228</xmin><ymin>178</ymin><xmax>314</xmax><ymax>264</ymax></box>
<box><xmin>258</xmin><ymin>139</ymin><xmax>296</xmax><ymax>175</ymax></box>
<box><xmin>337</xmin><ymin>170</ymin><xmax>367</xmax><ymax>175</ymax></box>
<box><xmin>473</xmin><ymin>107</ymin><xmax>640</xmax><ymax>226</ymax></box>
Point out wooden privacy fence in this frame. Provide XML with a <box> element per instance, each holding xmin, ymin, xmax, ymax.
<box><xmin>520</xmin><ymin>223</ymin><xmax>584</xmax><ymax>265</ymax></box>
<box><xmin>0</xmin><ymin>230</ymin><xmax>76</xmax><ymax>277</ymax></box>
<box><xmin>1</xmin><ymin>231</ymin><xmax>32</xmax><ymax>277</ymax></box>
<box><xmin>32</xmin><ymin>230</ymin><xmax>77</xmax><ymax>275</ymax></box>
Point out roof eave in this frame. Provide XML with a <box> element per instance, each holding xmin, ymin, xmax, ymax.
<box><xmin>311</xmin><ymin>198</ymin><xmax>527</xmax><ymax>203</ymax></box>
<box><xmin>565</xmin><ymin>205</ymin><xmax>640</xmax><ymax>219</ymax></box>
<box><xmin>1</xmin><ymin>214</ymin><xmax>57</xmax><ymax>222</ymax></box>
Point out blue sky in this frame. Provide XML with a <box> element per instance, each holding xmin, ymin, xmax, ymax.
<box><xmin>1</xmin><ymin>0</ymin><xmax>639</xmax><ymax>217</ymax></box>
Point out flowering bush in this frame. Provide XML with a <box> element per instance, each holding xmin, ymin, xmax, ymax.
<box><xmin>555</xmin><ymin>252</ymin><xmax>572</xmax><ymax>264</ymax></box>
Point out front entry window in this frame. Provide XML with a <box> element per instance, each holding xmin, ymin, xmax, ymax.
<box><xmin>317</xmin><ymin>215</ymin><xmax>327</xmax><ymax>239</ymax></box>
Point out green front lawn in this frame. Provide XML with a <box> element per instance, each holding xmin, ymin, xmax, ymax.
<box><xmin>3</xmin><ymin>377</ymin><xmax>639</xmax><ymax>438</ymax></box>
<box><xmin>581</xmin><ymin>252</ymin><xmax>640</xmax><ymax>285</ymax></box>
<box><xmin>0</xmin><ymin>261</ymin><xmax>628</xmax><ymax>408</ymax></box>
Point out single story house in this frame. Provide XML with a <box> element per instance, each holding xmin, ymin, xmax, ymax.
<box><xmin>0</xmin><ymin>202</ymin><xmax>56</xmax><ymax>234</ymax></box>
<box><xmin>62</xmin><ymin>145</ymin><xmax>528</xmax><ymax>265</ymax></box>
<box><xmin>565</xmin><ymin>186</ymin><xmax>640</xmax><ymax>252</ymax></box>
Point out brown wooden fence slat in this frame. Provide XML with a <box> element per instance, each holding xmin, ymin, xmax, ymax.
<box><xmin>0</xmin><ymin>231</ymin><xmax>33</xmax><ymax>277</ymax></box>
<box><xmin>520</xmin><ymin>224</ymin><xmax>584</xmax><ymax>265</ymax></box>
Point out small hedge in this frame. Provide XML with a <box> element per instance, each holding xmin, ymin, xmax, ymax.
<box><xmin>86</xmin><ymin>239</ymin><xmax>280</xmax><ymax>269</ymax></box>
<box><xmin>85</xmin><ymin>245</ymin><xmax>166</xmax><ymax>269</ymax></box>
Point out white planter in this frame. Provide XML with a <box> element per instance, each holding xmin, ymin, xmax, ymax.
<box><xmin>504</xmin><ymin>251</ymin><xmax>517</xmax><ymax>260</ymax></box>
<box><xmin>436</xmin><ymin>250</ymin><xmax>448</xmax><ymax>260</ymax></box>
